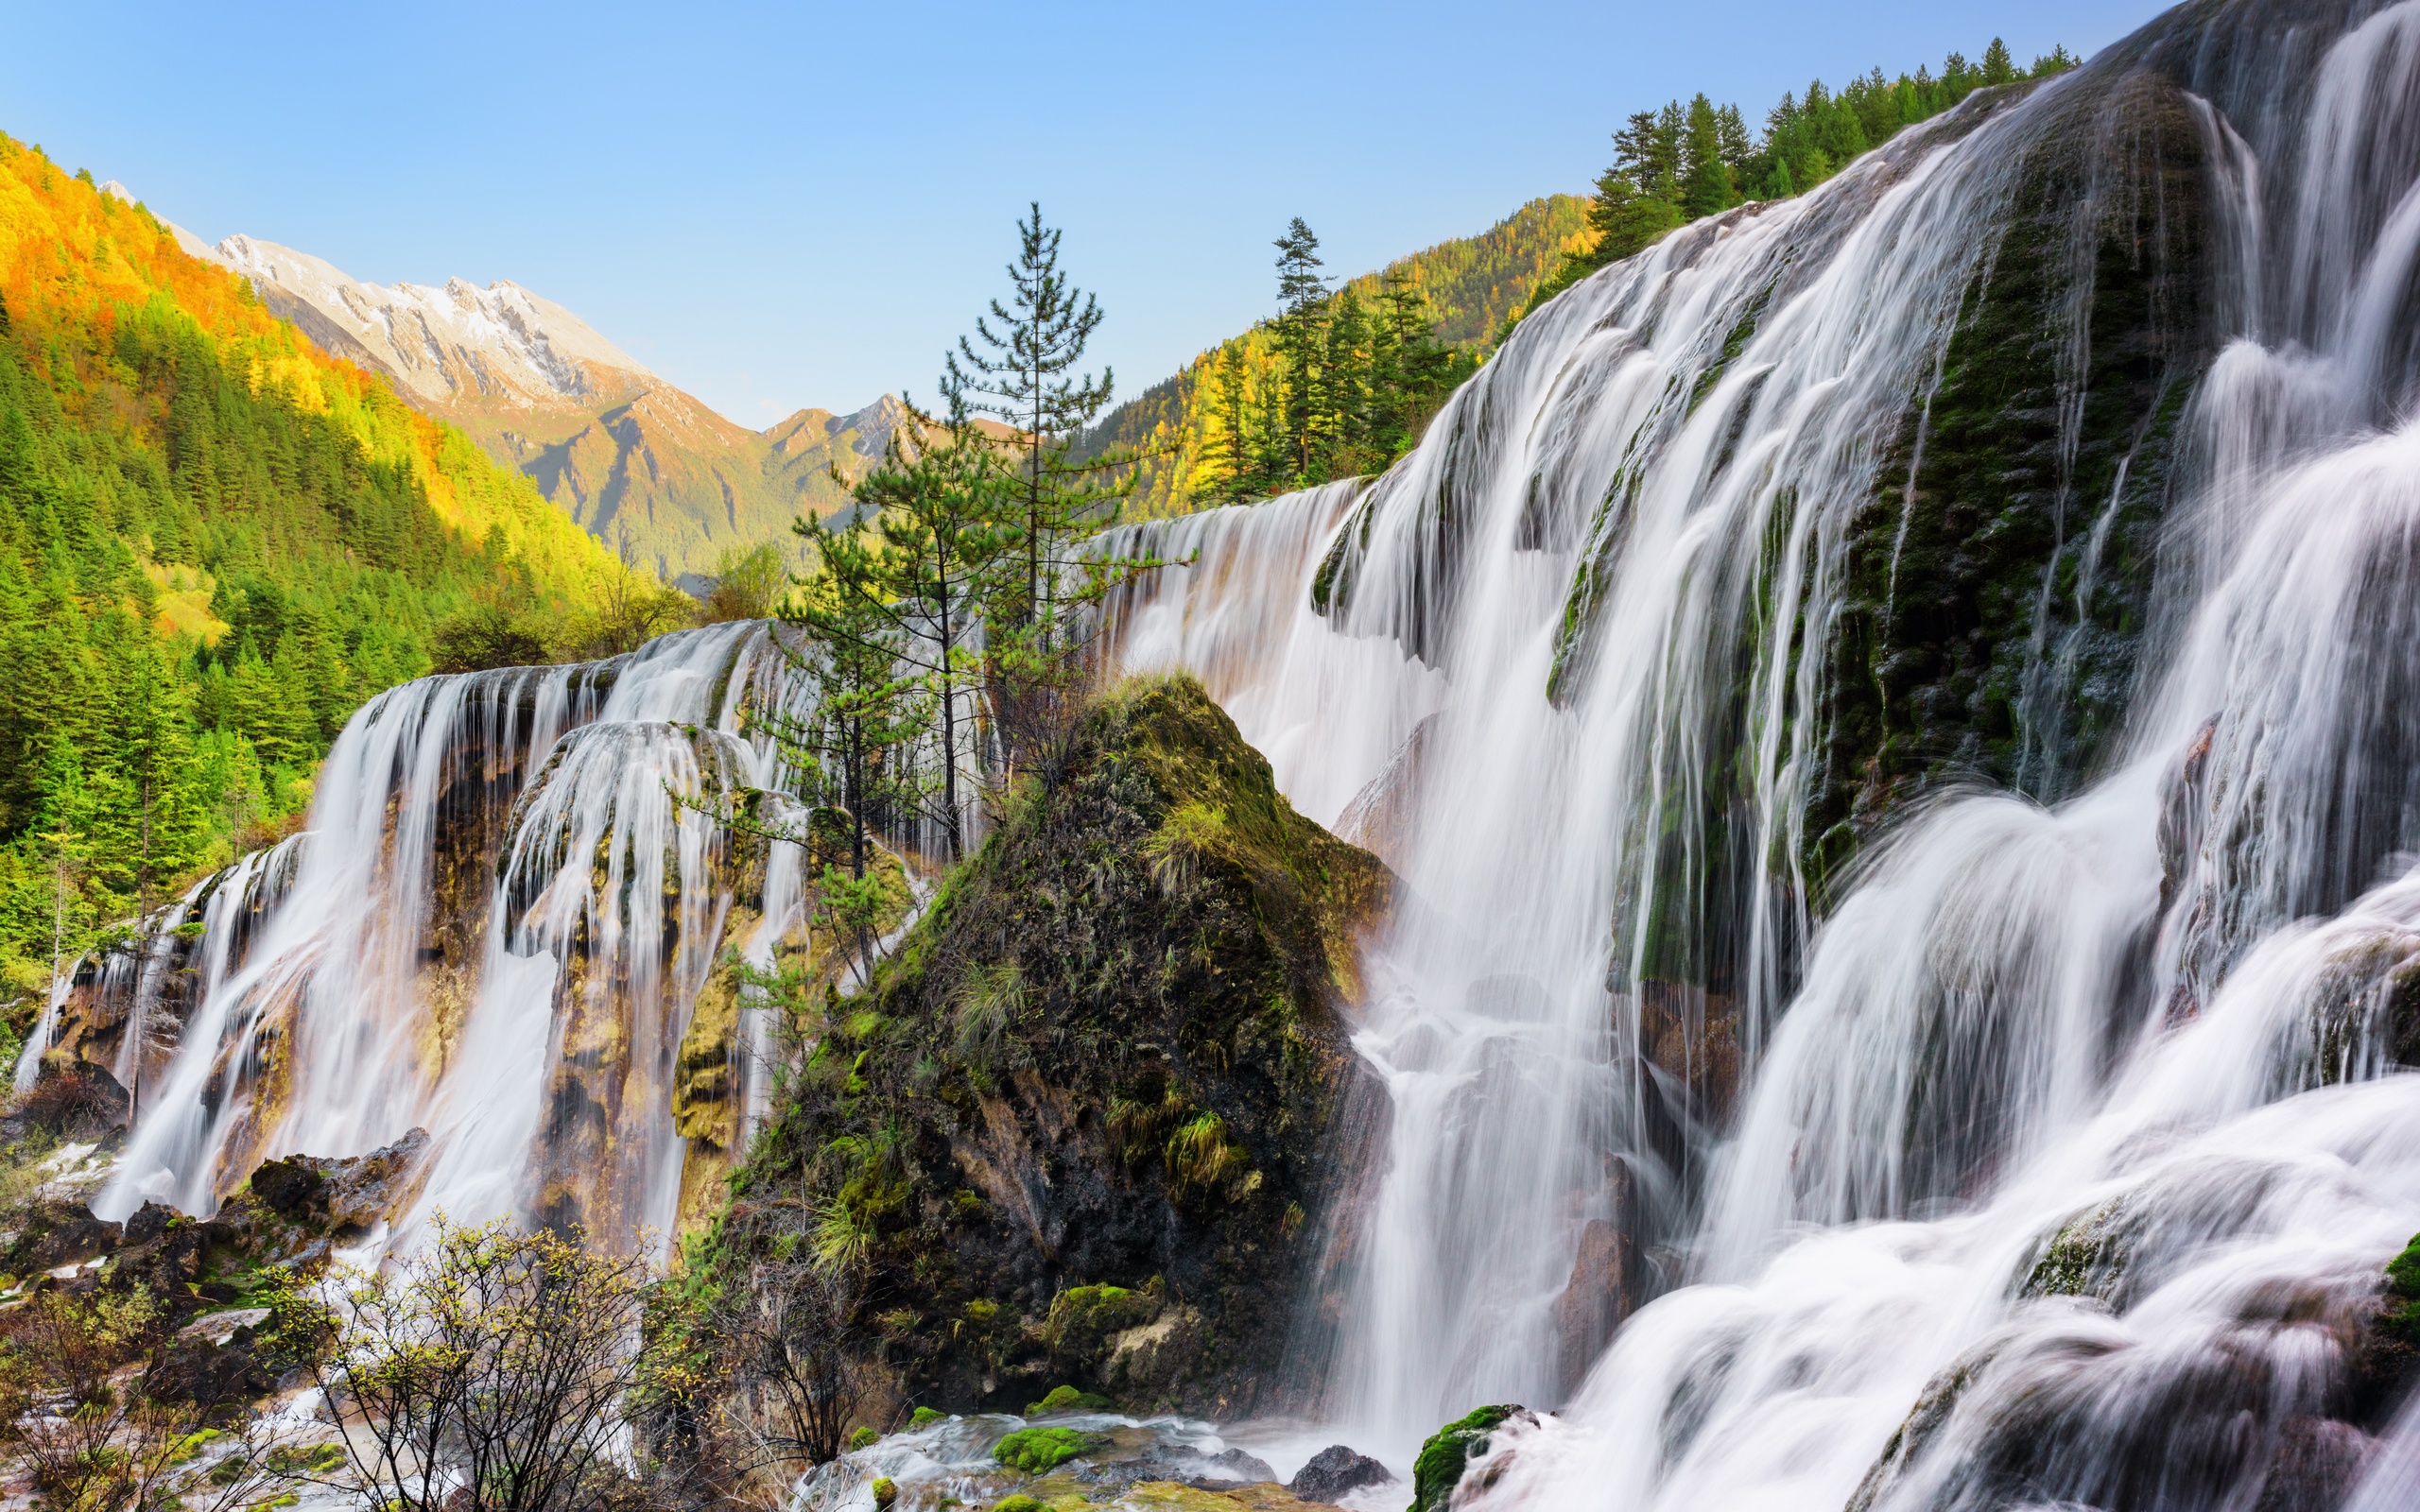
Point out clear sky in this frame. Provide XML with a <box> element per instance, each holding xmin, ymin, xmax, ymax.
<box><xmin>6</xmin><ymin>0</ymin><xmax>2172</xmax><ymax>427</ymax></box>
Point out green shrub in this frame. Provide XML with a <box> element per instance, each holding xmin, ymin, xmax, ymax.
<box><xmin>992</xmin><ymin>1427</ymin><xmax>1100</xmax><ymax>1474</ymax></box>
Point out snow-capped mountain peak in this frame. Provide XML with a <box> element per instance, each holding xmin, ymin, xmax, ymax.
<box><xmin>190</xmin><ymin>233</ymin><xmax>653</xmax><ymax>413</ymax></box>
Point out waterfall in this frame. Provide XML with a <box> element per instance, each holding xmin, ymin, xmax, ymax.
<box><xmin>1099</xmin><ymin>0</ymin><xmax>2420</xmax><ymax>1499</ymax></box>
<box><xmin>67</xmin><ymin>620</ymin><xmax>818</xmax><ymax>1252</ymax></box>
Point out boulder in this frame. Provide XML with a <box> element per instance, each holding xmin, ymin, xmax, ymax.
<box><xmin>1409</xmin><ymin>1405</ymin><xmax>1532</xmax><ymax>1512</ymax></box>
<box><xmin>1287</xmin><ymin>1445</ymin><xmax>1393</xmax><ymax>1503</ymax></box>
<box><xmin>724</xmin><ymin>674</ymin><xmax>1391</xmax><ymax>1417</ymax></box>
<box><xmin>18</xmin><ymin>1056</ymin><xmax>130</xmax><ymax>1138</ymax></box>
<box><xmin>0</xmin><ymin>1200</ymin><xmax>123</xmax><ymax>1275</ymax></box>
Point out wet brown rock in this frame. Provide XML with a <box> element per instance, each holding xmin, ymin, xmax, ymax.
<box><xmin>1551</xmin><ymin>1217</ymin><xmax>1634</xmax><ymax>1400</ymax></box>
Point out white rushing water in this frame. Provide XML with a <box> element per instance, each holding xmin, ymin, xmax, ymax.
<box><xmin>56</xmin><ymin>621</ymin><xmax>817</xmax><ymax>1251</ymax></box>
<box><xmin>1102</xmin><ymin>0</ymin><xmax>2420</xmax><ymax>1503</ymax></box>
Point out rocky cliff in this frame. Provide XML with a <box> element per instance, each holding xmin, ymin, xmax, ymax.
<box><xmin>161</xmin><ymin>221</ymin><xmax>888</xmax><ymax>577</ymax></box>
<box><xmin>715</xmin><ymin>674</ymin><xmax>1391</xmax><ymax>1418</ymax></box>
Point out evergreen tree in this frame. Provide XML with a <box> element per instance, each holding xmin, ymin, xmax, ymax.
<box><xmin>1270</xmin><ymin>217</ymin><xmax>1333</xmax><ymax>485</ymax></box>
<box><xmin>941</xmin><ymin>203</ymin><xmax>1143</xmax><ymax>785</ymax></box>
<box><xmin>779</xmin><ymin>527</ymin><xmax>925</xmax><ymax>980</ymax></box>
<box><xmin>1201</xmin><ymin>345</ymin><xmax>1264</xmax><ymax>504</ymax></box>
<box><xmin>1681</xmin><ymin>94</ymin><xmax>1737</xmax><ymax>220</ymax></box>
<box><xmin>804</xmin><ymin>396</ymin><xmax>1008</xmax><ymax>862</ymax></box>
<box><xmin>943</xmin><ymin>203</ymin><xmax>1123</xmax><ymax>639</ymax></box>
<box><xmin>1981</xmin><ymin>38</ymin><xmax>2017</xmax><ymax>86</ymax></box>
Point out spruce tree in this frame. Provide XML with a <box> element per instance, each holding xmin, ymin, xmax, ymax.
<box><xmin>941</xmin><ymin>203</ymin><xmax>1140</xmax><ymax>784</ymax></box>
<box><xmin>1681</xmin><ymin>94</ymin><xmax>1737</xmax><ymax>220</ymax></box>
<box><xmin>943</xmin><ymin>202</ymin><xmax>1124</xmax><ymax>647</ymax></box>
<box><xmin>802</xmin><ymin>395</ymin><xmax>1008</xmax><ymax>862</ymax></box>
<box><xmin>1981</xmin><ymin>38</ymin><xmax>2016</xmax><ymax>86</ymax></box>
<box><xmin>1270</xmin><ymin>217</ymin><xmax>1332</xmax><ymax>485</ymax></box>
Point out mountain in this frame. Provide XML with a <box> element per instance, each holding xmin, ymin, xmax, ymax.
<box><xmin>173</xmin><ymin>228</ymin><xmax>890</xmax><ymax>579</ymax></box>
<box><xmin>1076</xmin><ymin>194</ymin><xmax>1592</xmax><ymax>518</ymax></box>
<box><xmin>0</xmin><ymin>139</ymin><xmax>622</xmax><ymax>1008</ymax></box>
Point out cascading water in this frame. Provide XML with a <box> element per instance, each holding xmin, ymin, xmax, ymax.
<box><xmin>1101</xmin><ymin>0</ymin><xmax>2420</xmax><ymax>1502</ymax></box>
<box><xmin>45</xmin><ymin>619</ymin><xmax>819</xmax><ymax>1252</ymax></box>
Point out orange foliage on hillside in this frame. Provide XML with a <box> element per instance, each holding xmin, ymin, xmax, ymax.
<box><xmin>0</xmin><ymin>131</ymin><xmax>617</xmax><ymax>606</ymax></box>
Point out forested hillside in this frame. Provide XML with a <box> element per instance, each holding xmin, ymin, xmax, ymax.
<box><xmin>1075</xmin><ymin>195</ymin><xmax>1588</xmax><ymax>518</ymax></box>
<box><xmin>1521</xmin><ymin>38</ymin><xmax>2078</xmax><ymax>316</ymax></box>
<box><xmin>0</xmin><ymin>133</ymin><xmax>625</xmax><ymax>1039</ymax></box>
<box><xmin>1078</xmin><ymin>39</ymin><xmax>2076</xmax><ymax>519</ymax></box>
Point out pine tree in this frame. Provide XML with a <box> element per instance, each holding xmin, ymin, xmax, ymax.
<box><xmin>1201</xmin><ymin>345</ymin><xmax>1264</xmax><ymax>504</ymax></box>
<box><xmin>941</xmin><ymin>203</ymin><xmax>1137</xmax><ymax>783</ymax></box>
<box><xmin>1270</xmin><ymin>217</ymin><xmax>1333</xmax><ymax>485</ymax></box>
<box><xmin>1981</xmin><ymin>38</ymin><xmax>2017</xmax><ymax>86</ymax></box>
<box><xmin>1373</xmin><ymin>276</ymin><xmax>1465</xmax><ymax>462</ymax></box>
<box><xmin>779</xmin><ymin>526</ymin><xmax>925</xmax><ymax>979</ymax></box>
<box><xmin>1681</xmin><ymin>94</ymin><xmax>1737</xmax><ymax>220</ymax></box>
<box><xmin>808</xmin><ymin>395</ymin><xmax>1008</xmax><ymax>862</ymax></box>
<box><xmin>1715</xmin><ymin>104</ymin><xmax>1755</xmax><ymax>181</ymax></box>
<box><xmin>944</xmin><ymin>202</ymin><xmax>1124</xmax><ymax>644</ymax></box>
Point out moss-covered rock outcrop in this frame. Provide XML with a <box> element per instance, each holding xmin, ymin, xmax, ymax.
<box><xmin>721</xmin><ymin>673</ymin><xmax>1389</xmax><ymax>1416</ymax></box>
<box><xmin>1409</xmin><ymin>1404</ymin><xmax>1530</xmax><ymax>1512</ymax></box>
<box><xmin>1806</xmin><ymin>66</ymin><xmax>2219</xmax><ymax>885</ymax></box>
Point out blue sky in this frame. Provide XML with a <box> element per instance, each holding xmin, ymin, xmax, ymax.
<box><xmin>7</xmin><ymin>0</ymin><xmax>2169</xmax><ymax>426</ymax></box>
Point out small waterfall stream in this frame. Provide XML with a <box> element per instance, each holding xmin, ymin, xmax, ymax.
<box><xmin>1102</xmin><ymin>0</ymin><xmax>2420</xmax><ymax>1501</ymax></box>
<box><xmin>26</xmin><ymin>620</ymin><xmax>820</xmax><ymax>1252</ymax></box>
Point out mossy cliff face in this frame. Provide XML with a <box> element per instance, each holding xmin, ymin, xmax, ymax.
<box><xmin>1806</xmin><ymin>67</ymin><xmax>2219</xmax><ymax>886</ymax></box>
<box><xmin>726</xmin><ymin>673</ymin><xmax>1389</xmax><ymax>1416</ymax></box>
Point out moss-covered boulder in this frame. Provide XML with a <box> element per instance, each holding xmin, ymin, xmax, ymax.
<box><xmin>994</xmin><ymin>1426</ymin><xmax>1105</xmax><ymax>1474</ymax></box>
<box><xmin>1409</xmin><ymin>1405</ymin><xmax>1528</xmax><ymax>1512</ymax></box>
<box><xmin>722</xmin><ymin>672</ymin><xmax>1390</xmax><ymax>1417</ymax></box>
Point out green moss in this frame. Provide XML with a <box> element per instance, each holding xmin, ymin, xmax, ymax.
<box><xmin>994</xmin><ymin>1427</ymin><xmax>1102</xmax><ymax>1474</ymax></box>
<box><xmin>994</xmin><ymin>1498</ymin><xmax>1046</xmax><ymax>1512</ymax></box>
<box><xmin>1808</xmin><ymin>72</ymin><xmax>2214</xmax><ymax>871</ymax></box>
<box><xmin>873</xmin><ymin>1477</ymin><xmax>898</xmax><ymax>1509</ymax></box>
<box><xmin>724</xmin><ymin>672</ymin><xmax>1385</xmax><ymax>1413</ymax></box>
<box><xmin>910</xmin><ymin>1406</ymin><xmax>947</xmax><ymax>1429</ymax></box>
<box><xmin>1025</xmin><ymin>1384</ymin><xmax>1114</xmax><ymax>1416</ymax></box>
<box><xmin>850</xmin><ymin>1426</ymin><xmax>880</xmax><ymax>1452</ymax></box>
<box><xmin>1409</xmin><ymin>1405</ymin><xmax>1521</xmax><ymax>1512</ymax></box>
<box><xmin>2385</xmin><ymin>1231</ymin><xmax>2420</xmax><ymax>1343</ymax></box>
<box><xmin>2019</xmin><ymin>1198</ymin><xmax>2129</xmax><ymax>1302</ymax></box>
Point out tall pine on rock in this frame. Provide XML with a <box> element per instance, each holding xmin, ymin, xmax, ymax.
<box><xmin>943</xmin><ymin>203</ymin><xmax>1135</xmax><ymax>781</ymax></box>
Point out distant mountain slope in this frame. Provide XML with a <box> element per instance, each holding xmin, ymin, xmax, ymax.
<box><xmin>173</xmin><ymin>227</ymin><xmax>884</xmax><ymax>577</ymax></box>
<box><xmin>1078</xmin><ymin>194</ymin><xmax>1590</xmax><ymax>519</ymax></box>
<box><xmin>0</xmin><ymin>139</ymin><xmax>626</xmax><ymax>1007</ymax></box>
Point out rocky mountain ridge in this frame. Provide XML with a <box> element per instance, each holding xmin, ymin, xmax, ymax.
<box><xmin>145</xmin><ymin>202</ymin><xmax>887</xmax><ymax>578</ymax></box>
